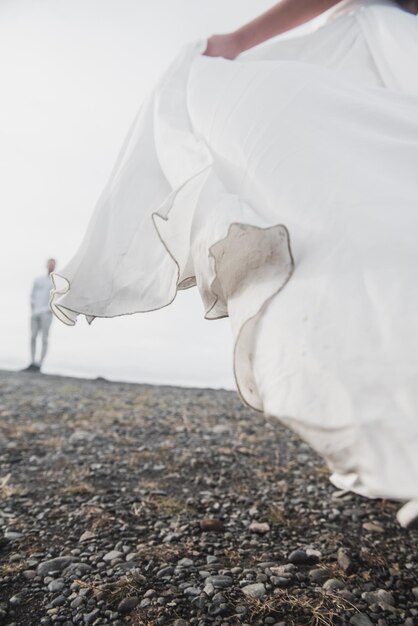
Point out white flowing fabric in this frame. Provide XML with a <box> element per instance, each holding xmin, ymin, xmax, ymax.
<box><xmin>51</xmin><ymin>0</ymin><xmax>418</xmax><ymax>500</ymax></box>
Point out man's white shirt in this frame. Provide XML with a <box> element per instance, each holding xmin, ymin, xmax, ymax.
<box><xmin>31</xmin><ymin>275</ymin><xmax>53</xmax><ymax>315</ymax></box>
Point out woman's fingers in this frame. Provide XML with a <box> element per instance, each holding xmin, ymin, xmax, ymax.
<box><xmin>202</xmin><ymin>34</ymin><xmax>241</xmax><ymax>59</ymax></box>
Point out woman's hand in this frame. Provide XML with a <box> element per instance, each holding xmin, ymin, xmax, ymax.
<box><xmin>205</xmin><ymin>1</ymin><xmax>345</xmax><ymax>58</ymax></box>
<box><xmin>203</xmin><ymin>33</ymin><xmax>242</xmax><ymax>59</ymax></box>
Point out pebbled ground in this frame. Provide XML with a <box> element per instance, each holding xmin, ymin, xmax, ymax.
<box><xmin>0</xmin><ymin>368</ymin><xmax>417</xmax><ymax>626</ymax></box>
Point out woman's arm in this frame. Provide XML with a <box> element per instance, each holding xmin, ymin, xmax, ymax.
<box><xmin>203</xmin><ymin>0</ymin><xmax>345</xmax><ymax>59</ymax></box>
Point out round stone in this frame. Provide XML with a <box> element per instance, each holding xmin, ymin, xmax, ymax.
<box><xmin>323</xmin><ymin>578</ymin><xmax>345</xmax><ymax>591</ymax></box>
<box><xmin>117</xmin><ymin>596</ymin><xmax>139</xmax><ymax>614</ymax></box>
<box><xmin>242</xmin><ymin>583</ymin><xmax>266</xmax><ymax>599</ymax></box>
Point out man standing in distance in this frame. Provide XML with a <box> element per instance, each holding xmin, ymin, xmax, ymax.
<box><xmin>26</xmin><ymin>258</ymin><xmax>56</xmax><ymax>372</ymax></box>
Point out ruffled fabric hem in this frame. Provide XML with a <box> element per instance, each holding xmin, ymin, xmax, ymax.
<box><xmin>50</xmin><ymin>207</ymin><xmax>295</xmax><ymax>415</ymax></box>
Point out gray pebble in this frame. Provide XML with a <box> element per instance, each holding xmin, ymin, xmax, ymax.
<box><xmin>362</xmin><ymin>590</ymin><xmax>395</xmax><ymax>607</ymax></box>
<box><xmin>48</xmin><ymin>580</ymin><xmax>65</xmax><ymax>592</ymax></box>
<box><xmin>337</xmin><ymin>547</ymin><xmax>355</xmax><ymax>574</ymax></box>
<box><xmin>207</xmin><ymin>575</ymin><xmax>233</xmax><ymax>589</ymax></box>
<box><xmin>206</xmin><ymin>555</ymin><xmax>218</xmax><ymax>564</ymax></box>
<box><xmin>242</xmin><ymin>583</ymin><xmax>266</xmax><ymax>599</ymax></box>
<box><xmin>350</xmin><ymin>614</ymin><xmax>374</xmax><ymax>626</ymax></box>
<box><xmin>323</xmin><ymin>578</ymin><xmax>345</xmax><ymax>591</ymax></box>
<box><xmin>117</xmin><ymin>596</ymin><xmax>139</xmax><ymax>614</ymax></box>
<box><xmin>103</xmin><ymin>550</ymin><xmax>123</xmax><ymax>562</ymax></box>
<box><xmin>156</xmin><ymin>565</ymin><xmax>174</xmax><ymax>578</ymax></box>
<box><xmin>83</xmin><ymin>608</ymin><xmax>100</xmax><ymax>624</ymax></box>
<box><xmin>339</xmin><ymin>589</ymin><xmax>356</xmax><ymax>603</ymax></box>
<box><xmin>271</xmin><ymin>576</ymin><xmax>293</xmax><ymax>588</ymax></box>
<box><xmin>5</xmin><ymin>531</ymin><xmax>23</xmax><ymax>541</ymax></box>
<box><xmin>309</xmin><ymin>569</ymin><xmax>330</xmax><ymax>584</ymax></box>
<box><xmin>50</xmin><ymin>594</ymin><xmax>66</xmax><ymax>607</ymax></box>
<box><xmin>71</xmin><ymin>596</ymin><xmax>85</xmax><ymax>609</ymax></box>
<box><xmin>203</xmin><ymin>582</ymin><xmax>215</xmax><ymax>597</ymax></box>
<box><xmin>64</xmin><ymin>562</ymin><xmax>93</xmax><ymax>576</ymax></box>
<box><xmin>184</xmin><ymin>586</ymin><xmax>201</xmax><ymax>596</ymax></box>
<box><xmin>288</xmin><ymin>549</ymin><xmax>317</xmax><ymax>565</ymax></box>
<box><xmin>9</xmin><ymin>593</ymin><xmax>25</xmax><ymax>606</ymax></box>
<box><xmin>37</xmin><ymin>557</ymin><xmax>73</xmax><ymax>577</ymax></box>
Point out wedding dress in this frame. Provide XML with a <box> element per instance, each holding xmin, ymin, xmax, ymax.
<box><xmin>50</xmin><ymin>0</ymin><xmax>418</xmax><ymax>512</ymax></box>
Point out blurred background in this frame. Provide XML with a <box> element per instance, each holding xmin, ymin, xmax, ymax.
<box><xmin>0</xmin><ymin>0</ymin><xmax>303</xmax><ymax>389</ymax></box>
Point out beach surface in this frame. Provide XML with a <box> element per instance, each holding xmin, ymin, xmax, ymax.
<box><xmin>0</xmin><ymin>368</ymin><xmax>417</xmax><ymax>625</ymax></box>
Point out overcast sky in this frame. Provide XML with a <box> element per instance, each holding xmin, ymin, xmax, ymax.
<box><xmin>0</xmin><ymin>0</ymin><xmax>278</xmax><ymax>388</ymax></box>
